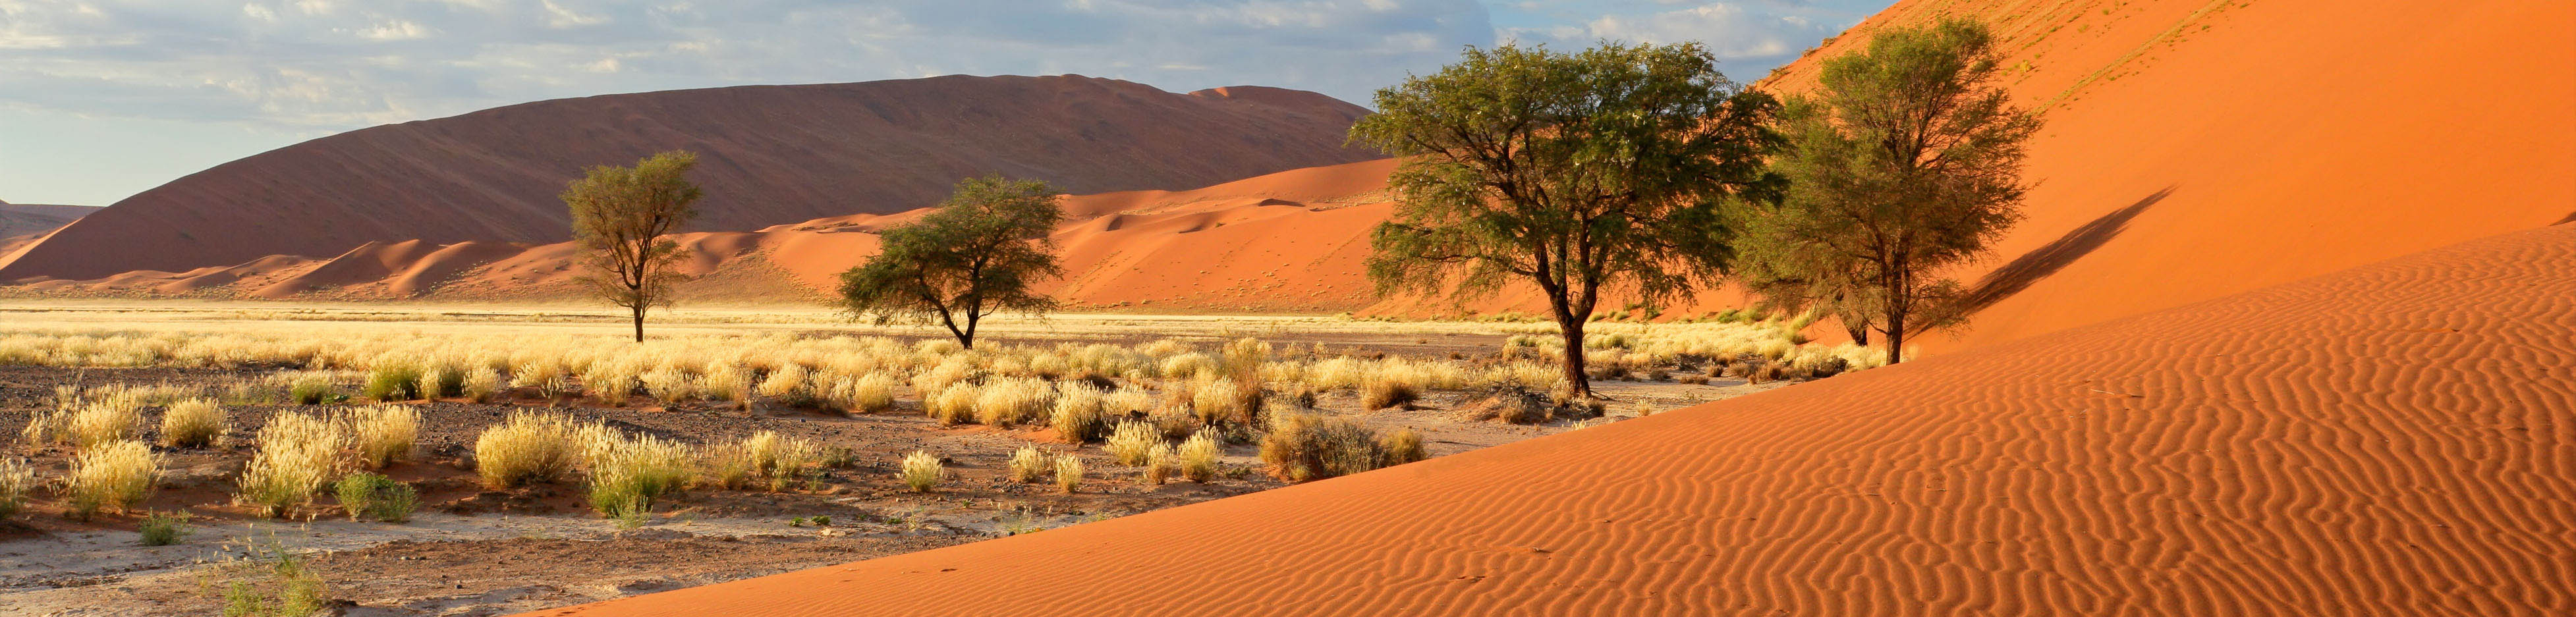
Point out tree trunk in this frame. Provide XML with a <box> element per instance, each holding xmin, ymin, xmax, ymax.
<box><xmin>1884</xmin><ymin>305</ymin><xmax>1905</xmax><ymax>365</ymax></box>
<box><xmin>959</xmin><ymin>311</ymin><xmax>980</xmax><ymax>350</ymax></box>
<box><xmin>1556</xmin><ymin>311</ymin><xmax>1591</xmax><ymax>398</ymax></box>
<box><xmin>630</xmin><ymin>304</ymin><xmax>646</xmax><ymax>343</ymax></box>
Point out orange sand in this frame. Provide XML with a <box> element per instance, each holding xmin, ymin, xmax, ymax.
<box><xmin>530</xmin><ymin>223</ymin><xmax>2576</xmax><ymax>616</ymax></box>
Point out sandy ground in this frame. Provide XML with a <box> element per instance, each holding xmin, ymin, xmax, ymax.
<box><xmin>0</xmin><ymin>315</ymin><xmax>1786</xmax><ymax>616</ymax></box>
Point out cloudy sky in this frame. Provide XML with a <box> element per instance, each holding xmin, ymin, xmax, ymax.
<box><xmin>0</xmin><ymin>0</ymin><xmax>1886</xmax><ymax>205</ymax></box>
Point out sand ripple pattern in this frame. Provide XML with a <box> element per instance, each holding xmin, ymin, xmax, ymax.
<box><xmin>536</xmin><ymin>226</ymin><xmax>2576</xmax><ymax>616</ymax></box>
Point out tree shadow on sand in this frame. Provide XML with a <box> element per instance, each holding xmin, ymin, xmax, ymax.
<box><xmin>1961</xmin><ymin>186</ymin><xmax>2175</xmax><ymax>312</ymax></box>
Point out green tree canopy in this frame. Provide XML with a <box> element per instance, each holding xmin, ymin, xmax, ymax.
<box><xmin>565</xmin><ymin>150</ymin><xmax>703</xmax><ymax>342</ymax></box>
<box><xmin>837</xmin><ymin>175</ymin><xmax>1065</xmax><ymax>349</ymax></box>
<box><xmin>1736</xmin><ymin>17</ymin><xmax>2041</xmax><ymax>365</ymax></box>
<box><xmin>1349</xmin><ymin>41</ymin><xmax>1784</xmax><ymax>396</ymax></box>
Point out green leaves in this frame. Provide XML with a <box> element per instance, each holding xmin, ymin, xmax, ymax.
<box><xmin>563</xmin><ymin>150</ymin><xmax>704</xmax><ymax>340</ymax></box>
<box><xmin>1736</xmin><ymin>18</ymin><xmax>2040</xmax><ymax>363</ymax></box>
<box><xmin>1348</xmin><ymin>41</ymin><xmax>1782</xmax><ymax>311</ymax></box>
<box><xmin>838</xmin><ymin>175</ymin><xmax>1065</xmax><ymax>348</ymax></box>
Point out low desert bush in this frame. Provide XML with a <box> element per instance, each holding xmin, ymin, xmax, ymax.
<box><xmin>1008</xmin><ymin>446</ymin><xmax>1049</xmax><ymax>483</ymax></box>
<box><xmin>348</xmin><ymin>404</ymin><xmax>418</xmax><ymax>469</ymax></box>
<box><xmin>50</xmin><ymin>396</ymin><xmax>146</xmax><ymax>451</ymax></box>
<box><xmin>1103</xmin><ymin>420</ymin><xmax>1159</xmax><ymax>466</ymax></box>
<box><xmin>1052</xmin><ymin>455</ymin><xmax>1083</xmax><ymax>493</ymax></box>
<box><xmin>700</xmin><ymin>363</ymin><xmax>754</xmax><ymax>409</ymax></box>
<box><xmin>159</xmin><ymin>398</ymin><xmax>227</xmax><ymax>448</ymax></box>
<box><xmin>1050</xmin><ymin>383</ymin><xmax>1107</xmax><ymax>444</ymax></box>
<box><xmin>756</xmin><ymin>364</ymin><xmax>818</xmax><ymax>408</ymax></box>
<box><xmin>1190</xmin><ymin>378</ymin><xmax>1250</xmax><ymax>426</ymax></box>
<box><xmin>1142</xmin><ymin>443</ymin><xmax>1173</xmax><ymax>485</ymax></box>
<box><xmin>928</xmin><ymin>383</ymin><xmax>979</xmax><ymax>426</ymax></box>
<box><xmin>844</xmin><ymin>372</ymin><xmax>898</xmax><ymax>413</ymax></box>
<box><xmin>1258</xmin><ymin>414</ymin><xmax>1419</xmax><ymax>483</ymax></box>
<box><xmin>706</xmin><ymin>431</ymin><xmax>818</xmax><ymax>491</ymax></box>
<box><xmin>139</xmin><ymin>511</ymin><xmax>190</xmax><ymax>546</ymax></box>
<box><xmin>0</xmin><ymin>458</ymin><xmax>34</xmax><ymax>519</ymax></box>
<box><xmin>363</xmin><ymin>364</ymin><xmax>422</xmax><ymax>400</ymax></box>
<box><xmin>1177</xmin><ymin>431</ymin><xmax>1221</xmax><ymax>483</ymax></box>
<box><xmin>473</xmin><ymin>412</ymin><xmax>583</xmax><ymax>489</ymax></box>
<box><xmin>217</xmin><ymin>541</ymin><xmax>327</xmax><ymax>617</ymax></box>
<box><xmin>899</xmin><ymin>450</ymin><xmax>943</xmax><ymax>493</ymax></box>
<box><xmin>287</xmin><ymin>373</ymin><xmax>335</xmax><ymax>405</ymax></box>
<box><xmin>462</xmin><ymin>367</ymin><xmax>503</xmax><ymax>403</ymax></box>
<box><xmin>1159</xmin><ymin>352</ymin><xmax>1218</xmax><ymax>380</ymax></box>
<box><xmin>66</xmin><ymin>440</ymin><xmax>160</xmax><ymax>518</ymax></box>
<box><xmin>972</xmin><ymin>377</ymin><xmax>1054</xmax><ymax>426</ymax></box>
<box><xmin>1101</xmin><ymin>388</ymin><xmax>1156</xmax><ymax>416</ymax></box>
<box><xmin>415</xmin><ymin>364</ymin><xmax>461</xmax><ymax>400</ymax></box>
<box><xmin>237</xmin><ymin>412</ymin><xmax>346</xmax><ymax>518</ymax></box>
<box><xmin>331</xmin><ymin>471</ymin><xmax>418</xmax><ymax>523</ymax></box>
<box><xmin>586</xmin><ymin>434</ymin><xmax>692</xmax><ymax>518</ymax></box>
<box><xmin>1360</xmin><ymin>377</ymin><xmax>1418</xmax><ymax>410</ymax></box>
<box><xmin>642</xmin><ymin>365</ymin><xmax>696</xmax><ymax>405</ymax></box>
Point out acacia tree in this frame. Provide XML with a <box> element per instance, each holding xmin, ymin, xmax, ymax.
<box><xmin>566</xmin><ymin>150</ymin><xmax>704</xmax><ymax>342</ymax></box>
<box><xmin>837</xmin><ymin>176</ymin><xmax>1064</xmax><ymax>349</ymax></box>
<box><xmin>1737</xmin><ymin>18</ymin><xmax>2041</xmax><ymax>365</ymax></box>
<box><xmin>1350</xmin><ymin>42</ymin><xmax>1784</xmax><ymax>398</ymax></box>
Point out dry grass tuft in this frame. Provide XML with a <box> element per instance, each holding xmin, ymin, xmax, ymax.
<box><xmin>1258</xmin><ymin>413</ymin><xmax>1419</xmax><ymax>483</ymax></box>
<box><xmin>1052</xmin><ymin>454</ymin><xmax>1084</xmax><ymax>493</ymax></box>
<box><xmin>586</xmin><ymin>433</ymin><xmax>694</xmax><ymax>518</ymax></box>
<box><xmin>1008</xmin><ymin>446</ymin><xmax>1049</xmax><ymax>483</ymax></box>
<box><xmin>472</xmin><ymin>412</ymin><xmax>583</xmax><ymax>489</ymax></box>
<box><xmin>237</xmin><ymin>412</ymin><xmax>347</xmax><ymax>518</ymax></box>
<box><xmin>159</xmin><ymin>398</ymin><xmax>227</xmax><ymax>448</ymax></box>
<box><xmin>1142</xmin><ymin>443</ymin><xmax>1174</xmax><ymax>485</ymax></box>
<box><xmin>840</xmin><ymin>372</ymin><xmax>899</xmax><ymax>414</ymax></box>
<box><xmin>0</xmin><ymin>458</ymin><xmax>35</xmax><ymax>519</ymax></box>
<box><xmin>462</xmin><ymin>367</ymin><xmax>503</xmax><ymax>403</ymax></box>
<box><xmin>973</xmin><ymin>377</ymin><xmax>1055</xmax><ymax>426</ymax></box>
<box><xmin>348</xmin><ymin>404</ymin><xmax>418</xmax><ymax>469</ymax></box>
<box><xmin>1050</xmin><ymin>383</ymin><xmax>1107</xmax><ymax>444</ymax></box>
<box><xmin>65</xmin><ymin>441</ymin><xmax>160</xmax><ymax>518</ymax></box>
<box><xmin>706</xmin><ymin>431</ymin><xmax>818</xmax><ymax>491</ymax></box>
<box><xmin>928</xmin><ymin>383</ymin><xmax>980</xmax><ymax>426</ymax></box>
<box><xmin>899</xmin><ymin>450</ymin><xmax>943</xmax><ymax>493</ymax></box>
<box><xmin>1178</xmin><ymin>431</ymin><xmax>1223</xmax><ymax>483</ymax></box>
<box><xmin>1104</xmin><ymin>420</ymin><xmax>1160</xmax><ymax>466</ymax></box>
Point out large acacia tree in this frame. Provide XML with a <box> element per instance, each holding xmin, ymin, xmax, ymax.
<box><xmin>566</xmin><ymin>150</ymin><xmax>704</xmax><ymax>342</ymax></box>
<box><xmin>1736</xmin><ymin>18</ymin><xmax>2040</xmax><ymax>365</ymax></box>
<box><xmin>837</xmin><ymin>175</ymin><xmax>1064</xmax><ymax>349</ymax></box>
<box><xmin>1350</xmin><ymin>42</ymin><xmax>1784</xmax><ymax>398</ymax></box>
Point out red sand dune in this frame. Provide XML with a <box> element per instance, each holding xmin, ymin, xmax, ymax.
<box><xmin>0</xmin><ymin>76</ymin><xmax>1379</xmax><ymax>282</ymax></box>
<box><xmin>13</xmin><ymin>0</ymin><xmax>2571</xmax><ymax>365</ymax></box>
<box><xmin>532</xmin><ymin>224</ymin><xmax>2576</xmax><ymax>617</ymax></box>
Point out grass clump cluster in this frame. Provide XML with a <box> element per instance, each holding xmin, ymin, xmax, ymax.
<box><xmin>67</xmin><ymin>440</ymin><xmax>161</xmax><ymax>518</ymax></box>
<box><xmin>237</xmin><ymin>412</ymin><xmax>347</xmax><ymax>518</ymax></box>
<box><xmin>1258</xmin><ymin>413</ymin><xmax>1426</xmax><ymax>483</ymax></box>
<box><xmin>705</xmin><ymin>431</ymin><xmax>818</xmax><ymax>492</ymax></box>
<box><xmin>899</xmin><ymin>450</ymin><xmax>943</xmax><ymax>493</ymax></box>
<box><xmin>472</xmin><ymin>412</ymin><xmax>584</xmax><ymax>489</ymax></box>
<box><xmin>0</xmin><ymin>458</ymin><xmax>32</xmax><ymax>519</ymax></box>
<box><xmin>333</xmin><ymin>471</ymin><xmax>419</xmax><ymax>523</ymax></box>
<box><xmin>349</xmin><ymin>404</ymin><xmax>418</xmax><ymax>469</ymax></box>
<box><xmin>159</xmin><ymin>398</ymin><xmax>228</xmax><ymax>448</ymax></box>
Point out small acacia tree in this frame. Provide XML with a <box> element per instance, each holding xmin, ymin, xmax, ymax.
<box><xmin>1736</xmin><ymin>18</ymin><xmax>2040</xmax><ymax>364</ymax></box>
<box><xmin>566</xmin><ymin>150</ymin><xmax>704</xmax><ymax>342</ymax></box>
<box><xmin>1349</xmin><ymin>42</ymin><xmax>1784</xmax><ymax>397</ymax></box>
<box><xmin>837</xmin><ymin>175</ymin><xmax>1064</xmax><ymax>349</ymax></box>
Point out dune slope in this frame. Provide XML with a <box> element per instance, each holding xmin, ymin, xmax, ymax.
<box><xmin>532</xmin><ymin>224</ymin><xmax>2575</xmax><ymax>616</ymax></box>
<box><xmin>0</xmin><ymin>76</ymin><xmax>1378</xmax><ymax>282</ymax></box>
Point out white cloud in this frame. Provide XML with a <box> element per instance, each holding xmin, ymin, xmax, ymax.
<box><xmin>0</xmin><ymin>0</ymin><xmax>1497</xmax><ymax>130</ymax></box>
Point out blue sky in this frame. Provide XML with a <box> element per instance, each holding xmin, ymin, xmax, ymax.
<box><xmin>0</xmin><ymin>1</ymin><xmax>1887</xmax><ymax>206</ymax></box>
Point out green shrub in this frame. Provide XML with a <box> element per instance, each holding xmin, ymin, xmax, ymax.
<box><xmin>287</xmin><ymin>375</ymin><xmax>334</xmax><ymax>406</ymax></box>
<box><xmin>217</xmin><ymin>541</ymin><xmax>327</xmax><ymax>617</ymax></box>
<box><xmin>362</xmin><ymin>365</ymin><xmax>422</xmax><ymax>401</ymax></box>
<box><xmin>332</xmin><ymin>472</ymin><xmax>418</xmax><ymax>523</ymax></box>
<box><xmin>139</xmin><ymin>511</ymin><xmax>190</xmax><ymax>546</ymax></box>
